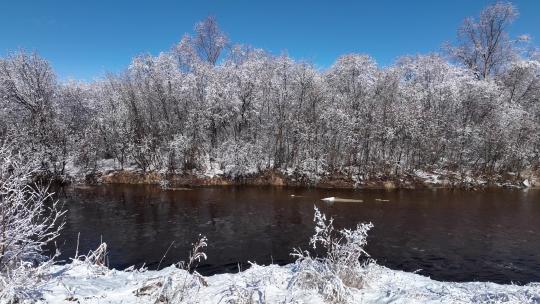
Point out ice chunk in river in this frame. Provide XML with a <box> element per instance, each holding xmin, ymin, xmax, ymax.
<box><xmin>321</xmin><ymin>197</ymin><xmax>363</xmax><ymax>203</ymax></box>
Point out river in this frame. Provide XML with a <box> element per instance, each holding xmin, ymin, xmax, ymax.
<box><xmin>53</xmin><ymin>185</ymin><xmax>540</xmax><ymax>284</ymax></box>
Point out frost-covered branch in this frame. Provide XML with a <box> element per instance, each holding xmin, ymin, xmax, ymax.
<box><xmin>0</xmin><ymin>141</ymin><xmax>66</xmax><ymax>271</ymax></box>
<box><xmin>0</xmin><ymin>140</ymin><xmax>66</xmax><ymax>301</ymax></box>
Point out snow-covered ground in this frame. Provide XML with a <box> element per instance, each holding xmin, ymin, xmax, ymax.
<box><xmin>34</xmin><ymin>261</ymin><xmax>540</xmax><ymax>304</ymax></box>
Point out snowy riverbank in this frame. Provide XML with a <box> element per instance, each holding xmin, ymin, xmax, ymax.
<box><xmin>64</xmin><ymin>158</ymin><xmax>539</xmax><ymax>190</ymax></box>
<box><xmin>34</xmin><ymin>261</ymin><xmax>540</xmax><ymax>303</ymax></box>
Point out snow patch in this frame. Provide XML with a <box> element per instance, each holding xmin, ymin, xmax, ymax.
<box><xmin>36</xmin><ymin>262</ymin><xmax>540</xmax><ymax>304</ymax></box>
<box><xmin>414</xmin><ymin>170</ymin><xmax>442</xmax><ymax>185</ymax></box>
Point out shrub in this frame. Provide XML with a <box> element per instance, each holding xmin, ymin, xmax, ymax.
<box><xmin>0</xmin><ymin>140</ymin><xmax>65</xmax><ymax>302</ymax></box>
<box><xmin>137</xmin><ymin>235</ymin><xmax>209</xmax><ymax>303</ymax></box>
<box><xmin>289</xmin><ymin>206</ymin><xmax>374</xmax><ymax>303</ymax></box>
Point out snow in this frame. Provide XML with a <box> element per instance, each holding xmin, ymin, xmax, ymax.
<box><xmin>414</xmin><ymin>170</ymin><xmax>442</xmax><ymax>185</ymax></box>
<box><xmin>321</xmin><ymin>197</ymin><xmax>364</xmax><ymax>203</ymax></box>
<box><xmin>202</xmin><ymin>158</ymin><xmax>224</xmax><ymax>178</ymax></box>
<box><xmin>36</xmin><ymin>262</ymin><xmax>540</xmax><ymax>304</ymax></box>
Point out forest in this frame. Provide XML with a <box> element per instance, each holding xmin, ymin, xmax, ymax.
<box><xmin>1</xmin><ymin>2</ymin><xmax>539</xmax><ymax>185</ymax></box>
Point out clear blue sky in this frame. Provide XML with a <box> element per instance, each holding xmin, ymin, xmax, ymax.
<box><xmin>1</xmin><ymin>0</ymin><xmax>538</xmax><ymax>80</ymax></box>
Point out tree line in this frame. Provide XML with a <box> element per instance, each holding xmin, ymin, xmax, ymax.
<box><xmin>0</xmin><ymin>2</ymin><xmax>538</xmax><ymax>181</ymax></box>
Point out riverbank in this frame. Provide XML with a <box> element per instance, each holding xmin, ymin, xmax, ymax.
<box><xmin>36</xmin><ymin>261</ymin><xmax>540</xmax><ymax>303</ymax></box>
<box><xmin>67</xmin><ymin>159</ymin><xmax>539</xmax><ymax>190</ymax></box>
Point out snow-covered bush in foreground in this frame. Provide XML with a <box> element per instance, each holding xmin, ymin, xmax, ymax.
<box><xmin>0</xmin><ymin>141</ymin><xmax>65</xmax><ymax>302</ymax></box>
<box><xmin>136</xmin><ymin>235</ymin><xmax>209</xmax><ymax>303</ymax></box>
<box><xmin>289</xmin><ymin>207</ymin><xmax>373</xmax><ymax>303</ymax></box>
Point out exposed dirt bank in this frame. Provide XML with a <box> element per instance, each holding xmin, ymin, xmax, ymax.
<box><xmin>85</xmin><ymin>169</ymin><xmax>539</xmax><ymax>190</ymax></box>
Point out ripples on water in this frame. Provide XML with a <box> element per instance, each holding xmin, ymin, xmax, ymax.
<box><xmin>53</xmin><ymin>185</ymin><xmax>540</xmax><ymax>284</ymax></box>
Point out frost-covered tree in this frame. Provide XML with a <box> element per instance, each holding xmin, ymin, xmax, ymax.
<box><xmin>194</xmin><ymin>16</ymin><xmax>229</xmax><ymax>66</ymax></box>
<box><xmin>446</xmin><ymin>2</ymin><xmax>518</xmax><ymax>79</ymax></box>
<box><xmin>325</xmin><ymin>54</ymin><xmax>378</xmax><ymax>171</ymax></box>
<box><xmin>0</xmin><ymin>51</ymin><xmax>68</xmax><ymax>174</ymax></box>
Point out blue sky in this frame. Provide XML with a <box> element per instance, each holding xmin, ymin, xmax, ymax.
<box><xmin>1</xmin><ymin>0</ymin><xmax>538</xmax><ymax>80</ymax></box>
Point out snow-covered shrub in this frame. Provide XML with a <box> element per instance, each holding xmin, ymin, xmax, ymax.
<box><xmin>140</xmin><ymin>270</ymin><xmax>203</xmax><ymax>304</ymax></box>
<box><xmin>0</xmin><ymin>143</ymin><xmax>66</xmax><ymax>270</ymax></box>
<box><xmin>289</xmin><ymin>207</ymin><xmax>373</xmax><ymax>303</ymax></box>
<box><xmin>0</xmin><ymin>259</ymin><xmax>56</xmax><ymax>302</ymax></box>
<box><xmin>140</xmin><ymin>235</ymin><xmax>209</xmax><ymax>303</ymax></box>
<box><xmin>217</xmin><ymin>139</ymin><xmax>264</xmax><ymax>178</ymax></box>
<box><xmin>78</xmin><ymin>242</ymin><xmax>109</xmax><ymax>267</ymax></box>
<box><xmin>168</xmin><ymin>134</ymin><xmax>192</xmax><ymax>172</ymax></box>
<box><xmin>296</xmin><ymin>157</ymin><xmax>328</xmax><ymax>182</ymax></box>
<box><xmin>178</xmin><ymin>235</ymin><xmax>208</xmax><ymax>273</ymax></box>
<box><xmin>219</xmin><ymin>262</ymin><xmax>275</xmax><ymax>304</ymax></box>
<box><xmin>0</xmin><ymin>140</ymin><xmax>66</xmax><ymax>302</ymax></box>
<box><xmin>129</xmin><ymin>136</ymin><xmax>161</xmax><ymax>172</ymax></box>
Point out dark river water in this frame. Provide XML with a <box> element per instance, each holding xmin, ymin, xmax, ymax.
<box><xmin>53</xmin><ymin>185</ymin><xmax>540</xmax><ymax>284</ymax></box>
